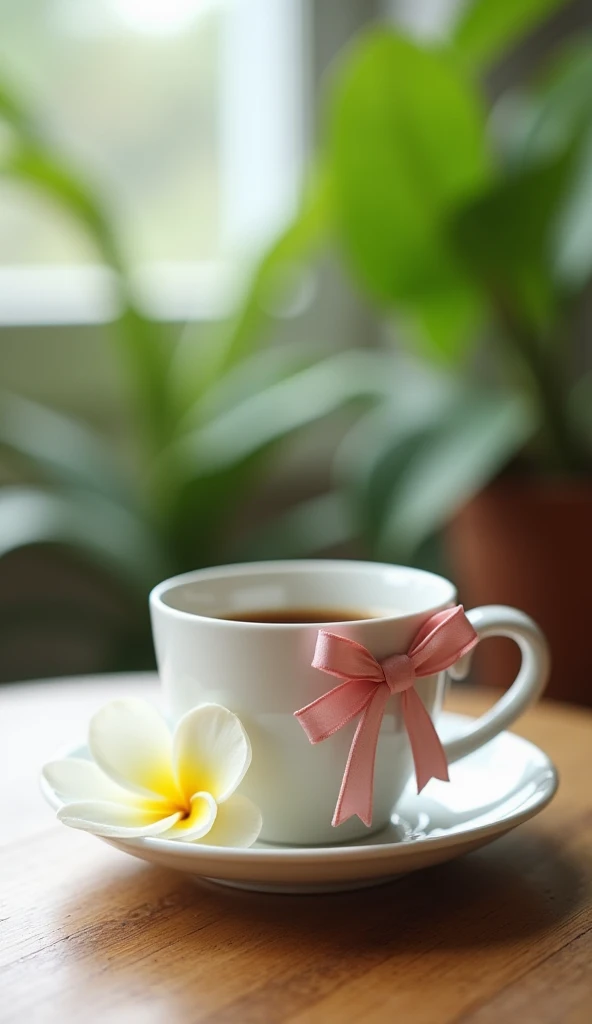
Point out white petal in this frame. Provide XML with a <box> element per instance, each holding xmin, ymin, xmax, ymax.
<box><xmin>57</xmin><ymin>800</ymin><xmax>182</xmax><ymax>838</ymax></box>
<box><xmin>195</xmin><ymin>794</ymin><xmax>262</xmax><ymax>848</ymax></box>
<box><xmin>88</xmin><ymin>699</ymin><xmax>180</xmax><ymax>802</ymax></box>
<box><xmin>43</xmin><ymin>758</ymin><xmax>134</xmax><ymax>804</ymax></box>
<box><xmin>159</xmin><ymin>792</ymin><xmax>217</xmax><ymax>842</ymax></box>
<box><xmin>173</xmin><ymin>704</ymin><xmax>251</xmax><ymax>804</ymax></box>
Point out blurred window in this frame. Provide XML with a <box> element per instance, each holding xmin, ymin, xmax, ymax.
<box><xmin>0</xmin><ymin>0</ymin><xmax>303</xmax><ymax>317</ymax></box>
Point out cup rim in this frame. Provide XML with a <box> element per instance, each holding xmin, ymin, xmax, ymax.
<box><xmin>149</xmin><ymin>559</ymin><xmax>457</xmax><ymax>629</ymax></box>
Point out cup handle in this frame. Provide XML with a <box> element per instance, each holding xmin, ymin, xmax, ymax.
<box><xmin>442</xmin><ymin>605</ymin><xmax>550</xmax><ymax>765</ymax></box>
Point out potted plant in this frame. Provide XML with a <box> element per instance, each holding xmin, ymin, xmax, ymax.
<box><xmin>228</xmin><ymin>1</ymin><xmax>592</xmax><ymax>702</ymax></box>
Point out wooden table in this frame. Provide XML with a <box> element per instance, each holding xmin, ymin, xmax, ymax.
<box><xmin>1</xmin><ymin>675</ymin><xmax>591</xmax><ymax>1024</ymax></box>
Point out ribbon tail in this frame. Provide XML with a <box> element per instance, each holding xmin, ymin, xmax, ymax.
<box><xmin>294</xmin><ymin>677</ymin><xmax>378</xmax><ymax>743</ymax></box>
<box><xmin>400</xmin><ymin>689</ymin><xmax>449</xmax><ymax>794</ymax></box>
<box><xmin>332</xmin><ymin>687</ymin><xmax>389</xmax><ymax>828</ymax></box>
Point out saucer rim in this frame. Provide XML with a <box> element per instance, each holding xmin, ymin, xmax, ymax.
<box><xmin>41</xmin><ymin>712</ymin><xmax>559</xmax><ymax>864</ymax></box>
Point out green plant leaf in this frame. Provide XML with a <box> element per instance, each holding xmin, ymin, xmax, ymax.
<box><xmin>2</xmin><ymin>144</ymin><xmax>124</xmax><ymax>271</ymax></box>
<box><xmin>327</xmin><ymin>29</ymin><xmax>490</xmax><ymax>360</ymax></box>
<box><xmin>333</xmin><ymin>370</ymin><xmax>461</xmax><ymax>544</ymax></box>
<box><xmin>0</xmin><ymin>487</ymin><xmax>166</xmax><ymax>591</ymax></box>
<box><xmin>0</xmin><ymin>391</ymin><xmax>129</xmax><ymax>500</ymax></box>
<box><xmin>374</xmin><ymin>392</ymin><xmax>536</xmax><ymax>560</ymax></box>
<box><xmin>0</xmin><ymin>97</ymin><xmax>172</xmax><ymax>446</ymax></box>
<box><xmin>172</xmin><ymin>349</ymin><xmax>390</xmax><ymax>475</ymax></box>
<box><xmin>201</xmin><ymin>175</ymin><xmax>330</xmax><ymax>389</ymax></box>
<box><xmin>0</xmin><ymin>77</ymin><xmax>36</xmax><ymax>135</ymax></box>
<box><xmin>396</xmin><ymin>287</ymin><xmax>484</xmax><ymax>364</ymax></box>
<box><xmin>505</xmin><ymin>40</ymin><xmax>592</xmax><ymax>167</ymax></box>
<box><xmin>334</xmin><ymin>367</ymin><xmax>461</xmax><ymax>488</ymax></box>
<box><xmin>552</xmin><ymin>126</ymin><xmax>592</xmax><ymax>290</ymax></box>
<box><xmin>488</xmin><ymin>41</ymin><xmax>592</xmax><ymax>291</ymax></box>
<box><xmin>453</xmin><ymin>0</ymin><xmax>567</xmax><ymax>71</ymax></box>
<box><xmin>235</xmin><ymin>491</ymin><xmax>357</xmax><ymax>561</ymax></box>
<box><xmin>2</xmin><ymin>148</ymin><xmax>173</xmax><ymax>443</ymax></box>
<box><xmin>154</xmin><ymin>350</ymin><xmax>393</xmax><ymax>567</ymax></box>
<box><xmin>178</xmin><ymin>341</ymin><xmax>323</xmax><ymax>434</ymax></box>
<box><xmin>155</xmin><ymin>341</ymin><xmax>354</xmax><ymax>547</ymax></box>
<box><xmin>526</xmin><ymin>43</ymin><xmax>592</xmax><ymax>290</ymax></box>
<box><xmin>452</xmin><ymin>150</ymin><xmax>573</xmax><ymax>326</ymax></box>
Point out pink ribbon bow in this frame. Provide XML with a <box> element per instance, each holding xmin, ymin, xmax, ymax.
<box><xmin>294</xmin><ymin>606</ymin><xmax>478</xmax><ymax>827</ymax></box>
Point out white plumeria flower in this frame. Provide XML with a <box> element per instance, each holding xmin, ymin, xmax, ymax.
<box><xmin>43</xmin><ymin>700</ymin><xmax>262</xmax><ymax>847</ymax></box>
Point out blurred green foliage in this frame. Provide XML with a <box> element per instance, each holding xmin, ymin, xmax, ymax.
<box><xmin>0</xmin><ymin>75</ymin><xmax>391</xmax><ymax>671</ymax></box>
<box><xmin>231</xmin><ymin>0</ymin><xmax>592</xmax><ymax>566</ymax></box>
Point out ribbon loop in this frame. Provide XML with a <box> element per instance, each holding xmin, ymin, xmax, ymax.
<box><xmin>294</xmin><ymin>605</ymin><xmax>478</xmax><ymax>828</ymax></box>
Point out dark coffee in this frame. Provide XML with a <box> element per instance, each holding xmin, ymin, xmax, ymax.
<box><xmin>221</xmin><ymin>606</ymin><xmax>377</xmax><ymax>624</ymax></box>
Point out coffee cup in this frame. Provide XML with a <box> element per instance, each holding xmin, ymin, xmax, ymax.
<box><xmin>150</xmin><ymin>560</ymin><xmax>549</xmax><ymax>845</ymax></box>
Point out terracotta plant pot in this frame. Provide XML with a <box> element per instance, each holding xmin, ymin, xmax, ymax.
<box><xmin>447</xmin><ymin>478</ymin><xmax>592</xmax><ymax>706</ymax></box>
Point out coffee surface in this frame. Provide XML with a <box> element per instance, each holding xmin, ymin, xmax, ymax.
<box><xmin>220</xmin><ymin>606</ymin><xmax>377</xmax><ymax>624</ymax></box>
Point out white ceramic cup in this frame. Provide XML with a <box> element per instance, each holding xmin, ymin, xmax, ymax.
<box><xmin>150</xmin><ymin>560</ymin><xmax>550</xmax><ymax>845</ymax></box>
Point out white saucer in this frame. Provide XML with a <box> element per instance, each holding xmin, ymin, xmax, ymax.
<box><xmin>41</xmin><ymin>713</ymin><xmax>558</xmax><ymax>894</ymax></box>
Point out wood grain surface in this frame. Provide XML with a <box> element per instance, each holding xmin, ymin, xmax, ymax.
<box><xmin>1</xmin><ymin>675</ymin><xmax>591</xmax><ymax>1024</ymax></box>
